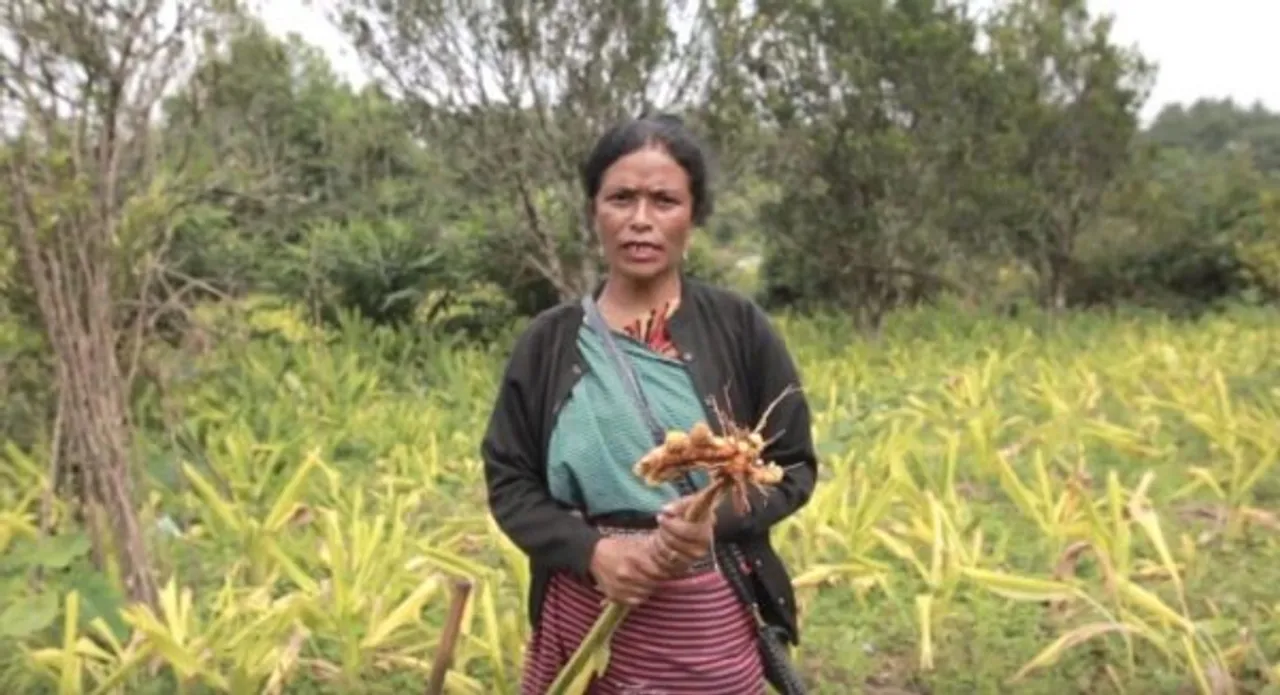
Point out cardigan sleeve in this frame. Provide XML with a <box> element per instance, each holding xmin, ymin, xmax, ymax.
<box><xmin>481</xmin><ymin>321</ymin><xmax>602</xmax><ymax>578</ymax></box>
<box><xmin>713</xmin><ymin>302</ymin><xmax>819</xmax><ymax>541</ymax></box>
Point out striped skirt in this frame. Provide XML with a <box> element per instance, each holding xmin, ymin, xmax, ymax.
<box><xmin>520</xmin><ymin>560</ymin><xmax>765</xmax><ymax>694</ymax></box>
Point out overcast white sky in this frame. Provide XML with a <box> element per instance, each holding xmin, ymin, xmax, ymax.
<box><xmin>250</xmin><ymin>0</ymin><xmax>1280</xmax><ymax>124</ymax></box>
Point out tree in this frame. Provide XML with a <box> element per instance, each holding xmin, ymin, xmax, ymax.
<box><xmin>331</xmin><ymin>0</ymin><xmax>726</xmax><ymax>299</ymax></box>
<box><xmin>983</xmin><ymin>0</ymin><xmax>1155</xmax><ymax>309</ymax></box>
<box><xmin>159</xmin><ymin>19</ymin><xmax>463</xmax><ymax>326</ymax></box>
<box><xmin>751</xmin><ymin>0</ymin><xmax>991</xmax><ymax>327</ymax></box>
<box><xmin>0</xmin><ymin>0</ymin><xmax>220</xmax><ymax>608</ymax></box>
<box><xmin>1145</xmin><ymin>98</ymin><xmax>1280</xmax><ymax>175</ymax></box>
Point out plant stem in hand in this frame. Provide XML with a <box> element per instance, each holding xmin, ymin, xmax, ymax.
<box><xmin>545</xmin><ymin>479</ymin><xmax>730</xmax><ymax>695</ymax></box>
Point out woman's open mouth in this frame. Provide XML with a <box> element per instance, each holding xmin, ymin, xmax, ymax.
<box><xmin>620</xmin><ymin>241</ymin><xmax>663</xmax><ymax>263</ymax></box>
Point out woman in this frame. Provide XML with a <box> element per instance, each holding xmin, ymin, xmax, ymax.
<box><xmin>481</xmin><ymin>114</ymin><xmax>819</xmax><ymax>694</ymax></box>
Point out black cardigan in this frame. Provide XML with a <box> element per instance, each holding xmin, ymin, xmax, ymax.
<box><xmin>480</xmin><ymin>276</ymin><xmax>819</xmax><ymax>645</ymax></box>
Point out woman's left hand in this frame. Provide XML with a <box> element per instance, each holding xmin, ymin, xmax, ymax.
<box><xmin>653</xmin><ymin>496</ymin><xmax>715</xmax><ymax>575</ymax></box>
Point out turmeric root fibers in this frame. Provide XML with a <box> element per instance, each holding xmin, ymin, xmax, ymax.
<box><xmin>633</xmin><ymin>386</ymin><xmax>796</xmax><ymax>518</ymax></box>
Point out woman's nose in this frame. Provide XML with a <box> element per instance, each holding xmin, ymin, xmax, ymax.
<box><xmin>628</xmin><ymin>199</ymin><xmax>654</xmax><ymax>230</ymax></box>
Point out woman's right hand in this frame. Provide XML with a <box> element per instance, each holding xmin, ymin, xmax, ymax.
<box><xmin>588</xmin><ymin>536</ymin><xmax>666</xmax><ymax>606</ymax></box>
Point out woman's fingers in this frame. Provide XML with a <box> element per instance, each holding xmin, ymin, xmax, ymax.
<box><xmin>650</xmin><ymin>535</ymin><xmax>688</xmax><ymax>574</ymax></box>
<box><xmin>659</xmin><ymin>527</ymin><xmax>703</xmax><ymax>560</ymax></box>
<box><xmin>629</xmin><ymin>539</ymin><xmax>669</xmax><ymax>582</ymax></box>
<box><xmin>660</xmin><ymin>496</ymin><xmax>695</xmax><ymax>518</ymax></box>
<box><xmin>657</xmin><ymin>514</ymin><xmax>712</xmax><ymax>561</ymax></box>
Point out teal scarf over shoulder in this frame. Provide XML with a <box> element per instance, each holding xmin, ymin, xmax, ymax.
<box><xmin>545</xmin><ymin>320</ymin><xmax>710</xmax><ymax>518</ymax></box>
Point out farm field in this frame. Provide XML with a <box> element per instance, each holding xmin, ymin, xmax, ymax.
<box><xmin>2</xmin><ymin>298</ymin><xmax>1279</xmax><ymax>694</ymax></box>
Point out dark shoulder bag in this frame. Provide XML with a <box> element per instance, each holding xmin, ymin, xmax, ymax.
<box><xmin>580</xmin><ymin>295</ymin><xmax>808</xmax><ymax>695</ymax></box>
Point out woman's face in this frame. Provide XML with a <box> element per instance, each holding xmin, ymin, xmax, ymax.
<box><xmin>592</xmin><ymin>145</ymin><xmax>694</xmax><ymax>284</ymax></box>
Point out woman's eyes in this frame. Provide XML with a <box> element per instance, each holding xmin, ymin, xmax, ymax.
<box><xmin>608</xmin><ymin>191</ymin><xmax>679</xmax><ymax>207</ymax></box>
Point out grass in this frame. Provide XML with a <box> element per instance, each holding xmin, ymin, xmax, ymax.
<box><xmin>1</xmin><ymin>297</ymin><xmax>1278</xmax><ymax>694</ymax></box>
<box><xmin>777</xmin><ymin>304</ymin><xmax>1280</xmax><ymax>694</ymax></box>
<box><xmin>798</xmin><ymin>489</ymin><xmax>1280</xmax><ymax>694</ymax></box>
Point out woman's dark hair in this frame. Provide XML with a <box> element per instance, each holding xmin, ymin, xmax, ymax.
<box><xmin>580</xmin><ymin>113</ymin><xmax>714</xmax><ymax>226</ymax></box>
